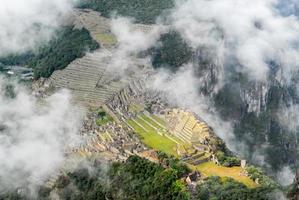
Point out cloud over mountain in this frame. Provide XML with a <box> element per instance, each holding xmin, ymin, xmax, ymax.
<box><xmin>0</xmin><ymin>77</ymin><xmax>83</xmax><ymax>194</ymax></box>
<box><xmin>170</xmin><ymin>0</ymin><xmax>299</xmax><ymax>82</ymax></box>
<box><xmin>0</xmin><ymin>0</ymin><xmax>76</xmax><ymax>57</ymax></box>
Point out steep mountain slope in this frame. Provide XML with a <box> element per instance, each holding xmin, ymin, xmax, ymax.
<box><xmin>0</xmin><ymin>26</ymin><xmax>99</xmax><ymax>79</ymax></box>
<box><xmin>79</xmin><ymin>0</ymin><xmax>174</xmax><ymax>24</ymax></box>
<box><xmin>0</xmin><ymin>4</ymin><xmax>292</xmax><ymax>200</ymax></box>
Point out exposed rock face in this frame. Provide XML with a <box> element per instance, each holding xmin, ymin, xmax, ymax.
<box><xmin>289</xmin><ymin>169</ymin><xmax>299</xmax><ymax>200</ymax></box>
<box><xmin>193</xmin><ymin>47</ymin><xmax>223</xmax><ymax>95</ymax></box>
<box><xmin>194</xmin><ymin>53</ymin><xmax>299</xmax><ymax>169</ymax></box>
<box><xmin>35</xmin><ymin>7</ymin><xmax>298</xmax><ymax>177</ymax></box>
<box><xmin>241</xmin><ymin>81</ymin><xmax>269</xmax><ymax>115</ymax></box>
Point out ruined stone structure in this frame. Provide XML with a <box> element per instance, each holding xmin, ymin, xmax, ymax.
<box><xmin>165</xmin><ymin>109</ymin><xmax>211</xmax><ymax>145</ymax></box>
<box><xmin>76</xmin><ymin>112</ymin><xmax>147</xmax><ymax>157</ymax></box>
<box><xmin>46</xmin><ymin>111</ymin><xmax>148</xmax><ymax>188</ymax></box>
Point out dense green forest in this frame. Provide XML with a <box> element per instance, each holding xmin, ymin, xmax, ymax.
<box><xmin>195</xmin><ymin>176</ymin><xmax>274</xmax><ymax>200</ymax></box>
<box><xmin>0</xmin><ymin>26</ymin><xmax>99</xmax><ymax>78</ymax></box>
<box><xmin>0</xmin><ymin>53</ymin><xmax>33</xmax><ymax>66</ymax></box>
<box><xmin>79</xmin><ymin>0</ymin><xmax>174</xmax><ymax>24</ymax></box>
<box><xmin>38</xmin><ymin>155</ymin><xmax>190</xmax><ymax>200</ymax></box>
<box><xmin>0</xmin><ymin>155</ymin><xmax>278</xmax><ymax>200</ymax></box>
<box><xmin>152</xmin><ymin>31</ymin><xmax>193</xmax><ymax>71</ymax></box>
<box><xmin>29</xmin><ymin>26</ymin><xmax>99</xmax><ymax>78</ymax></box>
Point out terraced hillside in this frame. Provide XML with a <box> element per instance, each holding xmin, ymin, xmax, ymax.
<box><xmin>35</xmin><ymin>8</ymin><xmax>270</xmax><ymax>193</ymax></box>
<box><xmin>47</xmin><ymin>50</ymin><xmax>154</xmax><ymax>107</ymax></box>
<box><xmin>127</xmin><ymin>113</ymin><xmax>181</xmax><ymax>156</ymax></box>
<box><xmin>43</xmin><ymin>9</ymin><xmax>156</xmax><ymax>107</ymax></box>
<box><xmin>72</xmin><ymin>9</ymin><xmax>117</xmax><ymax>48</ymax></box>
<box><xmin>72</xmin><ymin>9</ymin><xmax>155</xmax><ymax>49</ymax></box>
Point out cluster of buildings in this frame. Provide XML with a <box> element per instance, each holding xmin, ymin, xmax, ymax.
<box><xmin>1</xmin><ymin>66</ymin><xmax>33</xmax><ymax>80</ymax></box>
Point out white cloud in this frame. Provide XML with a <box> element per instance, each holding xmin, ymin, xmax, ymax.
<box><xmin>278</xmin><ymin>103</ymin><xmax>299</xmax><ymax>133</ymax></box>
<box><xmin>170</xmin><ymin>0</ymin><xmax>299</xmax><ymax>82</ymax></box>
<box><xmin>0</xmin><ymin>77</ymin><xmax>83</xmax><ymax>194</ymax></box>
<box><xmin>108</xmin><ymin>17</ymin><xmax>167</xmax><ymax>74</ymax></box>
<box><xmin>276</xmin><ymin>166</ymin><xmax>295</xmax><ymax>186</ymax></box>
<box><xmin>0</xmin><ymin>0</ymin><xmax>76</xmax><ymax>56</ymax></box>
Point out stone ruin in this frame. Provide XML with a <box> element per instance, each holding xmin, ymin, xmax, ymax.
<box><xmin>164</xmin><ymin>109</ymin><xmax>211</xmax><ymax>145</ymax></box>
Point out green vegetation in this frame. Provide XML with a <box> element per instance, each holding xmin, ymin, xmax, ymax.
<box><xmin>140</xmin><ymin>114</ymin><xmax>165</xmax><ymax>130</ymax></box>
<box><xmin>94</xmin><ymin>33</ymin><xmax>117</xmax><ymax>47</ymax></box>
<box><xmin>214</xmin><ymin>84</ymin><xmax>243</xmax><ymax>119</ymax></box>
<box><xmin>246</xmin><ymin>165</ymin><xmax>277</xmax><ymax>187</ymax></box>
<box><xmin>0</xmin><ymin>52</ymin><xmax>33</xmax><ymax>66</ymax></box>
<box><xmin>217</xmin><ymin>151</ymin><xmax>241</xmax><ymax>167</ymax></box>
<box><xmin>29</xmin><ymin>26</ymin><xmax>99</xmax><ymax>78</ymax></box>
<box><xmin>108</xmin><ymin>156</ymin><xmax>190</xmax><ymax>200</ymax></box>
<box><xmin>1</xmin><ymin>156</ymin><xmax>277</xmax><ymax>200</ymax></box>
<box><xmin>127</xmin><ymin>115</ymin><xmax>179</xmax><ymax>156</ymax></box>
<box><xmin>151</xmin><ymin>115</ymin><xmax>167</xmax><ymax>126</ymax></box>
<box><xmin>38</xmin><ymin>155</ymin><xmax>190</xmax><ymax>200</ymax></box>
<box><xmin>96</xmin><ymin>107</ymin><xmax>113</xmax><ymax>126</ymax></box>
<box><xmin>79</xmin><ymin>0</ymin><xmax>174</xmax><ymax>24</ymax></box>
<box><xmin>196</xmin><ymin>162</ymin><xmax>257</xmax><ymax>188</ymax></box>
<box><xmin>0</xmin><ymin>26</ymin><xmax>99</xmax><ymax>78</ymax></box>
<box><xmin>152</xmin><ymin>31</ymin><xmax>193</xmax><ymax>71</ymax></box>
<box><xmin>195</xmin><ymin>176</ymin><xmax>274</xmax><ymax>200</ymax></box>
<box><xmin>214</xmin><ymin>79</ymin><xmax>299</xmax><ymax>171</ymax></box>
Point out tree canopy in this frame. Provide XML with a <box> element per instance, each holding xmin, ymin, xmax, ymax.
<box><xmin>79</xmin><ymin>0</ymin><xmax>174</xmax><ymax>24</ymax></box>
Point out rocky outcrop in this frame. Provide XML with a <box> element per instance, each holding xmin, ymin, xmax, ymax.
<box><xmin>241</xmin><ymin>81</ymin><xmax>269</xmax><ymax>115</ymax></box>
<box><xmin>289</xmin><ymin>169</ymin><xmax>299</xmax><ymax>200</ymax></box>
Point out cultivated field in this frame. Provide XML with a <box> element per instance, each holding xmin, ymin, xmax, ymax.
<box><xmin>196</xmin><ymin>162</ymin><xmax>257</xmax><ymax>188</ymax></box>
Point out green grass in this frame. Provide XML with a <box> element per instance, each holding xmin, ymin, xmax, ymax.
<box><xmin>140</xmin><ymin>114</ymin><xmax>165</xmax><ymax>130</ymax></box>
<box><xmin>127</xmin><ymin>118</ymin><xmax>178</xmax><ymax>156</ymax></box>
<box><xmin>195</xmin><ymin>162</ymin><xmax>257</xmax><ymax>188</ymax></box>
<box><xmin>94</xmin><ymin>33</ymin><xmax>117</xmax><ymax>46</ymax></box>
<box><xmin>96</xmin><ymin>116</ymin><xmax>113</xmax><ymax>126</ymax></box>
<box><xmin>96</xmin><ymin>108</ymin><xmax>114</xmax><ymax>126</ymax></box>
<box><xmin>150</xmin><ymin>115</ymin><xmax>167</xmax><ymax>127</ymax></box>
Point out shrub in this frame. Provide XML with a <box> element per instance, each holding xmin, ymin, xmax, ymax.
<box><xmin>216</xmin><ymin>151</ymin><xmax>241</xmax><ymax>167</ymax></box>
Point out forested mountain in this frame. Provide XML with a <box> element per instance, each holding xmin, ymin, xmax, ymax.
<box><xmin>78</xmin><ymin>0</ymin><xmax>174</xmax><ymax>24</ymax></box>
<box><xmin>1</xmin><ymin>0</ymin><xmax>298</xmax><ymax>199</ymax></box>
<box><xmin>0</xmin><ymin>155</ymin><xmax>278</xmax><ymax>200</ymax></box>
<box><xmin>0</xmin><ymin>26</ymin><xmax>99</xmax><ymax>78</ymax></box>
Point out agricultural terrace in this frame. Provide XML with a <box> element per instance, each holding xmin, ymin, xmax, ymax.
<box><xmin>127</xmin><ymin>114</ymin><xmax>186</xmax><ymax>157</ymax></box>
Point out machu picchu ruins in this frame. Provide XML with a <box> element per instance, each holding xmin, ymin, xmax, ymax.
<box><xmin>33</xmin><ymin>8</ymin><xmax>256</xmax><ymax>191</ymax></box>
<box><xmin>2</xmin><ymin>1</ymin><xmax>294</xmax><ymax>199</ymax></box>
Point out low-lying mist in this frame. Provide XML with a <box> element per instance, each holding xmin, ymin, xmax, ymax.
<box><xmin>0</xmin><ymin>77</ymin><xmax>83</xmax><ymax>194</ymax></box>
<box><xmin>0</xmin><ymin>0</ymin><xmax>77</xmax><ymax>57</ymax></box>
<box><xmin>106</xmin><ymin>0</ymin><xmax>299</xmax><ymax>184</ymax></box>
<box><xmin>1</xmin><ymin>0</ymin><xmax>299</xmax><ymax>193</ymax></box>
